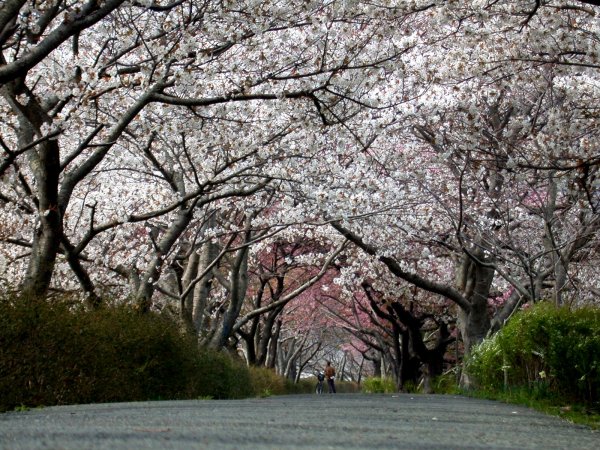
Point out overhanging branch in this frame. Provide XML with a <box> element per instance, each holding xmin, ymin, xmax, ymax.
<box><xmin>330</xmin><ymin>220</ymin><xmax>471</xmax><ymax>312</ymax></box>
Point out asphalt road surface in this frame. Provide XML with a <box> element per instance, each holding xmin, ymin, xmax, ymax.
<box><xmin>0</xmin><ymin>394</ymin><xmax>598</xmax><ymax>449</ymax></box>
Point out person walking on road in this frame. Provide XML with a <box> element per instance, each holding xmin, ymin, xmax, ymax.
<box><xmin>324</xmin><ymin>361</ymin><xmax>336</xmax><ymax>394</ymax></box>
<box><xmin>315</xmin><ymin>371</ymin><xmax>325</xmax><ymax>394</ymax></box>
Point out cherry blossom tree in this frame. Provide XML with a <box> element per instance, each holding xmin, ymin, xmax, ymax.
<box><xmin>303</xmin><ymin>1</ymin><xmax>600</xmax><ymax>387</ymax></box>
<box><xmin>2</xmin><ymin>2</ymin><xmax>600</xmax><ymax>396</ymax></box>
<box><xmin>234</xmin><ymin>234</ymin><xmax>341</xmax><ymax>363</ymax></box>
<box><xmin>0</xmin><ymin>0</ymin><xmax>421</xmax><ymax>300</ymax></box>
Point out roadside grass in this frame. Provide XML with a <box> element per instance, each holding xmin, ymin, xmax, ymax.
<box><xmin>400</xmin><ymin>372</ymin><xmax>600</xmax><ymax>430</ymax></box>
<box><xmin>464</xmin><ymin>301</ymin><xmax>600</xmax><ymax>430</ymax></box>
<box><xmin>361</xmin><ymin>377</ymin><xmax>397</xmax><ymax>394</ymax></box>
<box><xmin>361</xmin><ymin>371</ymin><xmax>461</xmax><ymax>395</ymax></box>
<box><xmin>464</xmin><ymin>387</ymin><xmax>600</xmax><ymax>430</ymax></box>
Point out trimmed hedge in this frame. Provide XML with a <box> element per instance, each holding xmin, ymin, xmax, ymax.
<box><xmin>0</xmin><ymin>295</ymin><xmax>254</xmax><ymax>411</ymax></box>
<box><xmin>1</xmin><ymin>295</ymin><xmax>192</xmax><ymax>409</ymax></box>
<box><xmin>467</xmin><ymin>302</ymin><xmax>600</xmax><ymax>403</ymax></box>
<box><xmin>192</xmin><ymin>349</ymin><xmax>254</xmax><ymax>399</ymax></box>
<box><xmin>0</xmin><ymin>294</ymin><xmax>364</xmax><ymax>411</ymax></box>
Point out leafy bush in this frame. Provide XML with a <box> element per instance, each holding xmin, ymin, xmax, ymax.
<box><xmin>362</xmin><ymin>377</ymin><xmax>397</xmax><ymax>393</ymax></box>
<box><xmin>466</xmin><ymin>332</ymin><xmax>504</xmax><ymax>389</ymax></box>
<box><xmin>0</xmin><ymin>294</ymin><xmax>253</xmax><ymax>411</ymax></box>
<box><xmin>193</xmin><ymin>349</ymin><xmax>254</xmax><ymax>399</ymax></box>
<box><xmin>288</xmin><ymin>378</ymin><xmax>317</xmax><ymax>394</ymax></box>
<box><xmin>336</xmin><ymin>380</ymin><xmax>361</xmax><ymax>393</ymax></box>
<box><xmin>248</xmin><ymin>366</ymin><xmax>288</xmax><ymax>397</ymax></box>
<box><xmin>467</xmin><ymin>302</ymin><xmax>600</xmax><ymax>403</ymax></box>
<box><xmin>0</xmin><ymin>293</ymin><xmax>364</xmax><ymax>411</ymax></box>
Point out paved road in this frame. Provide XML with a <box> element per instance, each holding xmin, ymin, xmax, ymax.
<box><xmin>0</xmin><ymin>394</ymin><xmax>598</xmax><ymax>449</ymax></box>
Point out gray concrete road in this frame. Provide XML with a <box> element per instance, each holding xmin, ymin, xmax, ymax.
<box><xmin>0</xmin><ymin>394</ymin><xmax>598</xmax><ymax>449</ymax></box>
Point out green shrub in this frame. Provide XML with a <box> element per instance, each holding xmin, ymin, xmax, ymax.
<box><xmin>432</xmin><ymin>370</ymin><xmax>460</xmax><ymax>394</ymax></box>
<box><xmin>248</xmin><ymin>366</ymin><xmax>287</xmax><ymax>397</ymax></box>
<box><xmin>466</xmin><ymin>332</ymin><xmax>504</xmax><ymax>390</ymax></box>
<box><xmin>0</xmin><ymin>292</ymin><xmax>370</xmax><ymax>411</ymax></box>
<box><xmin>193</xmin><ymin>349</ymin><xmax>253</xmax><ymax>399</ymax></box>
<box><xmin>289</xmin><ymin>378</ymin><xmax>316</xmax><ymax>394</ymax></box>
<box><xmin>0</xmin><ymin>294</ymin><xmax>252</xmax><ymax>411</ymax></box>
<box><xmin>362</xmin><ymin>377</ymin><xmax>397</xmax><ymax>393</ymax></box>
<box><xmin>467</xmin><ymin>302</ymin><xmax>600</xmax><ymax>403</ymax></box>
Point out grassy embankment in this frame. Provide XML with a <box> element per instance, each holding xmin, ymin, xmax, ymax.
<box><xmin>466</xmin><ymin>302</ymin><xmax>600</xmax><ymax>429</ymax></box>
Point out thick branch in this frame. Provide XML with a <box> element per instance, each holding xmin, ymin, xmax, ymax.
<box><xmin>150</xmin><ymin>89</ymin><xmax>321</xmax><ymax>107</ymax></box>
<box><xmin>0</xmin><ymin>0</ymin><xmax>126</xmax><ymax>85</ymax></box>
<box><xmin>330</xmin><ymin>221</ymin><xmax>471</xmax><ymax>312</ymax></box>
<box><xmin>232</xmin><ymin>242</ymin><xmax>347</xmax><ymax>333</ymax></box>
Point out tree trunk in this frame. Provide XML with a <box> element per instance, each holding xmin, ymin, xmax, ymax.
<box><xmin>456</xmin><ymin>252</ymin><xmax>494</xmax><ymax>388</ymax></box>
<box><xmin>266</xmin><ymin>319</ymin><xmax>282</xmax><ymax>369</ymax></box>
<box><xmin>399</xmin><ymin>329</ymin><xmax>412</xmax><ymax>390</ymax></box>
<box><xmin>210</xmin><ymin>241</ymin><xmax>250</xmax><ymax>349</ymax></box>
<box><xmin>3</xmin><ymin>84</ymin><xmax>63</xmax><ymax>298</ymax></box>
<box><xmin>391</xmin><ymin>323</ymin><xmax>402</xmax><ymax>391</ymax></box>
<box><xmin>459</xmin><ymin>263</ymin><xmax>493</xmax><ymax>354</ymax></box>
<box><xmin>357</xmin><ymin>357</ymin><xmax>365</xmax><ymax>385</ymax></box>
<box><xmin>135</xmin><ymin>207</ymin><xmax>193</xmax><ymax>312</ymax></box>
<box><xmin>23</xmin><ymin>164</ymin><xmax>62</xmax><ymax>298</ymax></box>
<box><xmin>180</xmin><ymin>248</ymin><xmax>200</xmax><ymax>331</ymax></box>
<box><xmin>193</xmin><ymin>220</ymin><xmax>220</xmax><ymax>335</ymax></box>
<box><xmin>256</xmin><ymin>306</ymin><xmax>284</xmax><ymax>366</ymax></box>
<box><xmin>372</xmin><ymin>355</ymin><xmax>382</xmax><ymax>378</ymax></box>
<box><xmin>61</xmin><ymin>236</ymin><xmax>100</xmax><ymax>307</ymax></box>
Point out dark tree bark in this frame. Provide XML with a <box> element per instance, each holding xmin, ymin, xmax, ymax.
<box><xmin>363</xmin><ymin>283</ymin><xmax>454</xmax><ymax>393</ymax></box>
